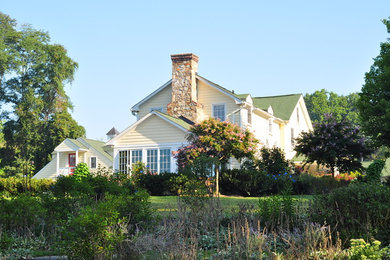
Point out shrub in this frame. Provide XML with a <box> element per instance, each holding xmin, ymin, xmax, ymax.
<box><xmin>64</xmin><ymin>200</ymin><xmax>126</xmax><ymax>260</ymax></box>
<box><xmin>364</xmin><ymin>159</ymin><xmax>386</xmax><ymax>184</ymax></box>
<box><xmin>0</xmin><ymin>177</ymin><xmax>54</xmax><ymax>196</ymax></box>
<box><xmin>345</xmin><ymin>239</ymin><xmax>390</xmax><ymax>259</ymax></box>
<box><xmin>133</xmin><ymin>172</ymin><xmax>178</xmax><ymax>196</ymax></box>
<box><xmin>73</xmin><ymin>162</ymin><xmax>91</xmax><ymax>181</ymax></box>
<box><xmin>311</xmin><ymin>183</ymin><xmax>390</xmax><ymax>243</ymax></box>
<box><xmin>257</xmin><ymin>147</ymin><xmax>292</xmax><ymax>175</ymax></box>
<box><xmin>0</xmin><ymin>195</ymin><xmax>46</xmax><ymax>235</ymax></box>
<box><xmin>293</xmin><ymin>174</ymin><xmax>350</xmax><ymax>195</ymax></box>
<box><xmin>220</xmin><ymin>169</ymin><xmax>295</xmax><ymax>196</ymax></box>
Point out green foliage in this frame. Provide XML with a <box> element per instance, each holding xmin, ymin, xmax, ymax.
<box><xmin>304</xmin><ymin>89</ymin><xmax>360</xmax><ymax>126</ymax></box>
<box><xmin>133</xmin><ymin>171</ymin><xmax>178</xmax><ymax>196</ymax></box>
<box><xmin>0</xmin><ymin>12</ymin><xmax>85</xmax><ymax>175</ymax></box>
<box><xmin>175</xmin><ymin>118</ymin><xmax>259</xmax><ymax>194</ymax></box>
<box><xmin>257</xmin><ymin>193</ymin><xmax>298</xmax><ymax>228</ymax></box>
<box><xmin>346</xmin><ymin>239</ymin><xmax>390</xmax><ymax>260</ymax></box>
<box><xmin>64</xmin><ymin>199</ymin><xmax>126</xmax><ymax>260</ymax></box>
<box><xmin>72</xmin><ymin>162</ymin><xmax>90</xmax><ymax>181</ymax></box>
<box><xmin>292</xmin><ymin>173</ymin><xmax>350</xmax><ymax>194</ymax></box>
<box><xmin>0</xmin><ymin>177</ymin><xmax>54</xmax><ymax>196</ymax></box>
<box><xmin>295</xmin><ymin>113</ymin><xmax>372</xmax><ymax>177</ymax></box>
<box><xmin>0</xmin><ymin>195</ymin><xmax>46</xmax><ymax>234</ymax></box>
<box><xmin>357</xmin><ymin>18</ymin><xmax>390</xmax><ymax>148</ymax></box>
<box><xmin>256</xmin><ymin>147</ymin><xmax>292</xmax><ymax>175</ymax></box>
<box><xmin>364</xmin><ymin>159</ymin><xmax>385</xmax><ymax>184</ymax></box>
<box><xmin>311</xmin><ymin>183</ymin><xmax>390</xmax><ymax>243</ymax></box>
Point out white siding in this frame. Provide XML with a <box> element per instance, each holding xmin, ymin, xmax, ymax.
<box><xmin>137</xmin><ymin>85</ymin><xmax>172</xmax><ymax>119</ymax></box>
<box><xmin>197</xmin><ymin>80</ymin><xmax>240</xmax><ymax>122</ymax></box>
<box><xmin>115</xmin><ymin>114</ymin><xmax>187</xmax><ymax>146</ymax></box>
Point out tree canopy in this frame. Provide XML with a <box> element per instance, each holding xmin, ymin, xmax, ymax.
<box><xmin>357</xmin><ymin>18</ymin><xmax>390</xmax><ymax>148</ymax></box>
<box><xmin>304</xmin><ymin>89</ymin><xmax>359</xmax><ymax>126</ymax></box>
<box><xmin>0</xmin><ymin>12</ymin><xmax>85</xmax><ymax>176</ymax></box>
<box><xmin>294</xmin><ymin>114</ymin><xmax>371</xmax><ymax>177</ymax></box>
<box><xmin>175</xmin><ymin>118</ymin><xmax>259</xmax><ymax>194</ymax></box>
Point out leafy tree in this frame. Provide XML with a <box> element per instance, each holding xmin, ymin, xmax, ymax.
<box><xmin>175</xmin><ymin>118</ymin><xmax>259</xmax><ymax>195</ymax></box>
<box><xmin>294</xmin><ymin>114</ymin><xmax>372</xmax><ymax>177</ymax></box>
<box><xmin>357</xmin><ymin>18</ymin><xmax>390</xmax><ymax>148</ymax></box>
<box><xmin>0</xmin><ymin>13</ymin><xmax>85</xmax><ymax>175</ymax></box>
<box><xmin>304</xmin><ymin>89</ymin><xmax>360</xmax><ymax>126</ymax></box>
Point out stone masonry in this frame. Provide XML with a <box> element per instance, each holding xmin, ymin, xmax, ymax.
<box><xmin>167</xmin><ymin>53</ymin><xmax>202</xmax><ymax>123</ymax></box>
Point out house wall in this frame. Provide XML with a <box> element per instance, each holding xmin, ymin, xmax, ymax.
<box><xmin>114</xmin><ymin>114</ymin><xmax>187</xmax><ymax>146</ymax></box>
<box><xmin>33</xmin><ymin>155</ymin><xmax>57</xmax><ymax>179</ymax></box>
<box><xmin>283</xmin><ymin>98</ymin><xmax>313</xmax><ymax>159</ymax></box>
<box><xmin>197</xmin><ymin>80</ymin><xmax>240</xmax><ymax>122</ymax></box>
<box><xmin>137</xmin><ymin>85</ymin><xmax>172</xmax><ymax>119</ymax></box>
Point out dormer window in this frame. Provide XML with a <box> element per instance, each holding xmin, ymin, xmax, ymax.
<box><xmin>213</xmin><ymin>104</ymin><xmax>226</xmax><ymax>121</ymax></box>
<box><xmin>268</xmin><ymin>118</ymin><xmax>273</xmax><ymax>135</ymax></box>
<box><xmin>247</xmin><ymin>108</ymin><xmax>252</xmax><ymax>125</ymax></box>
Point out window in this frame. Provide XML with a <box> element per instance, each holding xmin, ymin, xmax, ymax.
<box><xmin>268</xmin><ymin>118</ymin><xmax>273</xmax><ymax>135</ymax></box>
<box><xmin>247</xmin><ymin>108</ymin><xmax>252</xmax><ymax>125</ymax></box>
<box><xmin>90</xmin><ymin>157</ymin><xmax>97</xmax><ymax>169</ymax></box>
<box><xmin>131</xmin><ymin>150</ymin><xmax>142</xmax><ymax>167</ymax></box>
<box><xmin>119</xmin><ymin>150</ymin><xmax>128</xmax><ymax>174</ymax></box>
<box><xmin>291</xmin><ymin>128</ymin><xmax>295</xmax><ymax>146</ymax></box>
<box><xmin>147</xmin><ymin>149</ymin><xmax>158</xmax><ymax>173</ymax></box>
<box><xmin>213</xmin><ymin>104</ymin><xmax>225</xmax><ymax>121</ymax></box>
<box><xmin>297</xmin><ymin>107</ymin><xmax>300</xmax><ymax>123</ymax></box>
<box><xmin>160</xmin><ymin>149</ymin><xmax>171</xmax><ymax>173</ymax></box>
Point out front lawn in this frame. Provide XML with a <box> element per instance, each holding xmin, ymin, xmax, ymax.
<box><xmin>150</xmin><ymin>195</ymin><xmax>313</xmax><ymax>215</ymax></box>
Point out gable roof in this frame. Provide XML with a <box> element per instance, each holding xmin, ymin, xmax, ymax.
<box><xmin>253</xmin><ymin>94</ymin><xmax>302</xmax><ymax>120</ymax></box>
<box><xmin>154</xmin><ymin>111</ymin><xmax>192</xmax><ymax>130</ymax></box>
<box><xmin>106</xmin><ymin>111</ymin><xmax>190</xmax><ymax>145</ymax></box>
<box><xmin>131</xmin><ymin>80</ymin><xmax>171</xmax><ymax>111</ymax></box>
<box><xmin>80</xmin><ymin>138</ymin><xmax>113</xmax><ymax>161</ymax></box>
<box><xmin>195</xmin><ymin>74</ymin><xmax>243</xmax><ymax>103</ymax></box>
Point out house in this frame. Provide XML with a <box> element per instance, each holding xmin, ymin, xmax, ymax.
<box><xmin>107</xmin><ymin>53</ymin><xmax>313</xmax><ymax>175</ymax></box>
<box><xmin>33</xmin><ymin>136</ymin><xmax>114</xmax><ymax>179</ymax></box>
<box><xmin>34</xmin><ymin>53</ymin><xmax>312</xmax><ymax>179</ymax></box>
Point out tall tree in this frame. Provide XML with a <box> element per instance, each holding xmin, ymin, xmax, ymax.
<box><xmin>175</xmin><ymin>118</ymin><xmax>259</xmax><ymax>195</ymax></box>
<box><xmin>357</xmin><ymin>18</ymin><xmax>390</xmax><ymax>148</ymax></box>
<box><xmin>0</xmin><ymin>13</ymin><xmax>85</xmax><ymax>175</ymax></box>
<box><xmin>304</xmin><ymin>89</ymin><xmax>360</xmax><ymax>126</ymax></box>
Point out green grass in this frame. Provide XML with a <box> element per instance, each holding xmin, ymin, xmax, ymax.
<box><xmin>150</xmin><ymin>195</ymin><xmax>313</xmax><ymax>215</ymax></box>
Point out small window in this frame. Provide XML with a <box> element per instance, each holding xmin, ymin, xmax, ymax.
<box><xmin>297</xmin><ymin>107</ymin><xmax>300</xmax><ymax>123</ymax></box>
<box><xmin>247</xmin><ymin>108</ymin><xmax>252</xmax><ymax>125</ymax></box>
<box><xmin>90</xmin><ymin>157</ymin><xmax>97</xmax><ymax>169</ymax></box>
<box><xmin>213</xmin><ymin>104</ymin><xmax>225</xmax><ymax>121</ymax></box>
<box><xmin>268</xmin><ymin>118</ymin><xmax>273</xmax><ymax>135</ymax></box>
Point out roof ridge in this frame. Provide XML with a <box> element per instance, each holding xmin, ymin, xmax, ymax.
<box><xmin>254</xmin><ymin>93</ymin><xmax>302</xmax><ymax>99</ymax></box>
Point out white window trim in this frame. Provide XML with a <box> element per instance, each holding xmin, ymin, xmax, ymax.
<box><xmin>90</xmin><ymin>156</ymin><xmax>97</xmax><ymax>169</ymax></box>
<box><xmin>115</xmin><ymin>145</ymin><xmax>177</xmax><ymax>174</ymax></box>
<box><xmin>212</xmin><ymin>103</ymin><xmax>226</xmax><ymax>121</ymax></box>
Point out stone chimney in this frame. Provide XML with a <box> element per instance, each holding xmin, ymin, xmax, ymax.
<box><xmin>167</xmin><ymin>53</ymin><xmax>201</xmax><ymax>123</ymax></box>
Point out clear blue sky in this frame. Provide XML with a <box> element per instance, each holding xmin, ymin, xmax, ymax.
<box><xmin>2</xmin><ymin>0</ymin><xmax>389</xmax><ymax>140</ymax></box>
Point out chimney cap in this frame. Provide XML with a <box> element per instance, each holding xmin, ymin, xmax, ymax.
<box><xmin>171</xmin><ymin>53</ymin><xmax>199</xmax><ymax>63</ymax></box>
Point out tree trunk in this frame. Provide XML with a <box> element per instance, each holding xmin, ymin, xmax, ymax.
<box><xmin>215</xmin><ymin>166</ymin><xmax>220</xmax><ymax>197</ymax></box>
